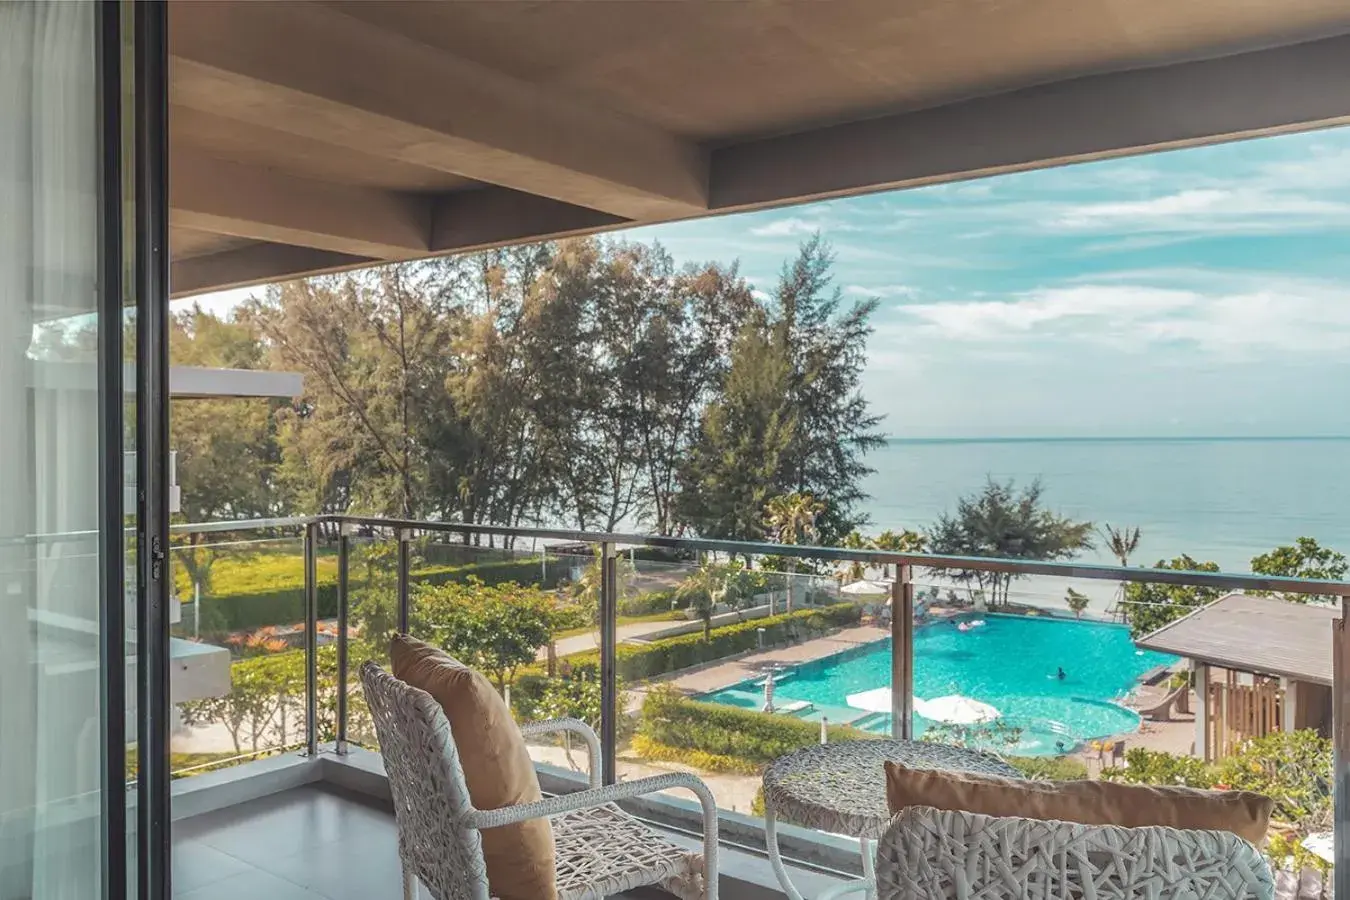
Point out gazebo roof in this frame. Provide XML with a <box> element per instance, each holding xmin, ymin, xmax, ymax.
<box><xmin>1136</xmin><ymin>592</ymin><xmax>1341</xmax><ymax>685</ymax></box>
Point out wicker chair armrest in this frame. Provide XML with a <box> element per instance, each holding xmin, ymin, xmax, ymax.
<box><xmin>464</xmin><ymin>773</ymin><xmax>719</xmax><ymax>900</ymax></box>
<box><xmin>518</xmin><ymin>718</ymin><xmax>602</xmax><ymax>789</ymax></box>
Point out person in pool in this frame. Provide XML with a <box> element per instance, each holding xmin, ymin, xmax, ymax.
<box><xmin>1056</xmin><ymin>667</ymin><xmax>1067</xmax><ymax>680</ymax></box>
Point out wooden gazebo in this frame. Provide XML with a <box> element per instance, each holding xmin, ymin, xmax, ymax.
<box><xmin>1136</xmin><ymin>593</ymin><xmax>1337</xmax><ymax>760</ymax></box>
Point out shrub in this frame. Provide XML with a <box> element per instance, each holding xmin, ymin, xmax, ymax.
<box><xmin>1213</xmin><ymin>730</ymin><xmax>1332</xmax><ymax>825</ymax></box>
<box><xmin>630</xmin><ymin>734</ymin><xmax>760</xmax><ymax>776</ymax></box>
<box><xmin>1100</xmin><ymin>732</ymin><xmax>1334</xmax><ymax>824</ymax></box>
<box><xmin>1100</xmin><ymin>747</ymin><xmax>1216</xmax><ymax>788</ymax></box>
<box><xmin>636</xmin><ymin>687</ymin><xmax>873</xmax><ymax>767</ymax></box>
<box><xmin>563</xmin><ymin>602</ymin><xmax>861</xmax><ymax>682</ymax></box>
<box><xmin>619</xmin><ymin>588</ymin><xmax>684</xmax><ymax>618</ymax></box>
<box><xmin>189</xmin><ymin>553</ymin><xmax>567</xmax><ymax>633</ymax></box>
<box><xmin>1096</xmin><ymin>730</ymin><xmax>1334</xmax><ymax>874</ymax></box>
<box><xmin>1006</xmin><ymin>755</ymin><xmax>1089</xmax><ymax>781</ymax></box>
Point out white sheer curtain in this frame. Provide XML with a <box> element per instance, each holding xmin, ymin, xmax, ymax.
<box><xmin>0</xmin><ymin>3</ymin><xmax>103</xmax><ymax>899</ymax></box>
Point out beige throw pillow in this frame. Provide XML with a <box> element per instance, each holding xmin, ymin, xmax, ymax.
<box><xmin>884</xmin><ymin>761</ymin><xmax>1274</xmax><ymax>844</ymax></box>
<box><xmin>391</xmin><ymin>635</ymin><xmax>557</xmax><ymax>900</ymax></box>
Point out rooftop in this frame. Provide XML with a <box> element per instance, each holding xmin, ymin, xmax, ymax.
<box><xmin>1135</xmin><ymin>592</ymin><xmax>1342</xmax><ymax>685</ymax></box>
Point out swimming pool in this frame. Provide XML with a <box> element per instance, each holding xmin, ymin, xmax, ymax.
<box><xmin>697</xmin><ymin>613</ymin><xmax>1178</xmax><ymax>756</ymax></box>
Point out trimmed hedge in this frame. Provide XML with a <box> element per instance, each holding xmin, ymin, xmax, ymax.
<box><xmin>564</xmin><ymin>602</ymin><xmax>861</xmax><ymax>682</ymax></box>
<box><xmin>618</xmin><ymin>588</ymin><xmax>683</xmax><ymax>618</ymax></box>
<box><xmin>193</xmin><ymin>555</ymin><xmax>569</xmax><ymax>633</ymax></box>
<box><xmin>637</xmin><ymin>688</ymin><xmax>874</xmax><ymax>766</ymax></box>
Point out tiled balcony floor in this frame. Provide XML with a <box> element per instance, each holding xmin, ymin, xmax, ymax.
<box><xmin>173</xmin><ymin>785</ymin><xmax>407</xmax><ymax>900</ymax></box>
<box><xmin>172</xmin><ymin>782</ymin><xmax>833</xmax><ymax>900</ymax></box>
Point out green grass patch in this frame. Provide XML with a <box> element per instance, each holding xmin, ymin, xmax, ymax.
<box><xmin>629</xmin><ymin>734</ymin><xmax>761</xmax><ymax>775</ymax></box>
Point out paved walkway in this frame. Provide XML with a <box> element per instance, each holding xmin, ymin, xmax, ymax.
<box><xmin>545</xmin><ymin>620</ymin><xmax>678</xmax><ymax>658</ymax></box>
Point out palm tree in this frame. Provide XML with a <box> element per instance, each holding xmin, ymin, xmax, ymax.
<box><xmin>1099</xmin><ymin>524</ymin><xmax>1142</xmax><ymax>567</ymax></box>
<box><xmin>1064</xmin><ymin>587</ymin><xmax>1090</xmax><ymax>619</ymax></box>
<box><xmin>1099</xmin><ymin>524</ymin><xmax>1141</xmax><ymax>618</ymax></box>
<box><xmin>838</xmin><ymin>530</ymin><xmax>871</xmax><ymax>583</ymax></box>
<box><xmin>763</xmin><ymin>493</ymin><xmax>825</xmax><ymax>613</ymax></box>
<box><xmin>763</xmin><ymin>492</ymin><xmax>825</xmax><ymax>546</ymax></box>
<box><xmin>873</xmin><ymin>528</ymin><xmax>926</xmax><ymax>580</ymax></box>
<box><xmin>676</xmin><ymin>561</ymin><xmax>729</xmax><ymax>642</ymax></box>
<box><xmin>569</xmin><ymin>544</ymin><xmax>635</xmax><ymax>636</ymax></box>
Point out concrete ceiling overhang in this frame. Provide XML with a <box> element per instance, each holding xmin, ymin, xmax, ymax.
<box><xmin>169</xmin><ymin>0</ymin><xmax>1350</xmax><ymax>297</ymax></box>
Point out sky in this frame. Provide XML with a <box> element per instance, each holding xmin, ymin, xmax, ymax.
<box><xmin>186</xmin><ymin>126</ymin><xmax>1350</xmax><ymax>439</ymax></box>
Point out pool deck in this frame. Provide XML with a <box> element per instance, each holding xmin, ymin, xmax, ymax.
<box><xmin>648</xmin><ymin>624</ymin><xmax>887</xmax><ymax>699</ymax></box>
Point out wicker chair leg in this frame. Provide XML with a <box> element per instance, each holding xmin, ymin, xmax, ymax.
<box><xmin>402</xmin><ymin>866</ymin><xmax>418</xmax><ymax>900</ymax></box>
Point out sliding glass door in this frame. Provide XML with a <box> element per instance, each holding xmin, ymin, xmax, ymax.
<box><xmin>0</xmin><ymin>3</ymin><xmax>168</xmax><ymax>898</ymax></box>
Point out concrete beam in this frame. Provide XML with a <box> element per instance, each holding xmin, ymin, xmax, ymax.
<box><xmin>170</xmin><ymin>243</ymin><xmax>374</xmax><ymax>298</ymax></box>
<box><xmin>431</xmin><ymin>189</ymin><xmax>626</xmax><ymax>253</ymax></box>
<box><xmin>710</xmin><ymin>32</ymin><xmax>1350</xmax><ymax>210</ymax></box>
<box><xmin>171</xmin><ymin>188</ymin><xmax>631</xmax><ymax>297</ymax></box>
<box><xmin>171</xmin><ymin>149</ymin><xmax>431</xmax><ymax>258</ymax></box>
<box><xmin>170</xmin><ymin>2</ymin><xmax>708</xmax><ymax>220</ymax></box>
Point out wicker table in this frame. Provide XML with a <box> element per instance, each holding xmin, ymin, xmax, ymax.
<box><xmin>762</xmin><ymin>739</ymin><xmax>1018</xmax><ymax>900</ymax></box>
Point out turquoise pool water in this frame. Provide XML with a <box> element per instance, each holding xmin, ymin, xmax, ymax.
<box><xmin>697</xmin><ymin>613</ymin><xmax>1178</xmax><ymax>756</ymax></box>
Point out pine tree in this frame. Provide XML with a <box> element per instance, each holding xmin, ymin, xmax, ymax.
<box><xmin>768</xmin><ymin>235</ymin><xmax>885</xmax><ymax>542</ymax></box>
<box><xmin>675</xmin><ymin>314</ymin><xmax>796</xmax><ymax>541</ymax></box>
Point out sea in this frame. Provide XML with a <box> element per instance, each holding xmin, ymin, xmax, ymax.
<box><xmin>857</xmin><ymin>436</ymin><xmax>1350</xmax><ymax>580</ymax></box>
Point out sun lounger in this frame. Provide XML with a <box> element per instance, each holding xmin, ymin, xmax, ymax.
<box><xmin>775</xmin><ymin>700</ymin><xmax>813</xmax><ymax>715</ymax></box>
<box><xmin>1137</xmin><ymin>685</ymin><xmax>1186</xmax><ymax>722</ymax></box>
<box><xmin>1137</xmin><ymin>665</ymin><xmax>1170</xmax><ymax>686</ymax></box>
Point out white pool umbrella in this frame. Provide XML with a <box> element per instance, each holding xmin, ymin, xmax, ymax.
<box><xmin>914</xmin><ymin>694</ymin><xmax>1000</xmax><ymax>725</ymax></box>
<box><xmin>841</xmin><ymin>579</ymin><xmax>890</xmax><ymax>596</ymax></box>
<box><xmin>845</xmin><ymin>686</ymin><xmax>895</xmax><ymax>713</ymax></box>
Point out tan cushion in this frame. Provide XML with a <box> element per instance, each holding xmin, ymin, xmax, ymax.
<box><xmin>391</xmin><ymin>635</ymin><xmax>557</xmax><ymax>900</ymax></box>
<box><xmin>884</xmin><ymin>761</ymin><xmax>1274</xmax><ymax>844</ymax></box>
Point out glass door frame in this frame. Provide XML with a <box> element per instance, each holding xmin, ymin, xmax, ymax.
<box><xmin>95</xmin><ymin>1</ymin><xmax>129</xmax><ymax>897</ymax></box>
<box><xmin>95</xmin><ymin>1</ymin><xmax>172</xmax><ymax>897</ymax></box>
<box><xmin>132</xmin><ymin>2</ymin><xmax>172</xmax><ymax>899</ymax></box>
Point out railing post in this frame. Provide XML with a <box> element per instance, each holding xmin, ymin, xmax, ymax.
<box><xmin>1333</xmin><ymin>598</ymin><xmax>1349</xmax><ymax>898</ymax></box>
<box><xmin>303</xmin><ymin>521</ymin><xmax>319</xmax><ymax>758</ymax></box>
<box><xmin>335</xmin><ymin>522</ymin><xmax>351</xmax><ymax>755</ymax></box>
<box><xmin>397</xmin><ymin>527</ymin><xmax>412</xmax><ymax>634</ymax></box>
<box><xmin>600</xmin><ymin>541</ymin><xmax>619</xmax><ymax>785</ymax></box>
<box><xmin>891</xmin><ymin>564</ymin><xmax>914</xmax><ymax>740</ymax></box>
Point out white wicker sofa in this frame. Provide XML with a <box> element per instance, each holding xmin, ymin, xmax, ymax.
<box><xmin>361</xmin><ymin>661</ymin><xmax>719</xmax><ymax>900</ymax></box>
<box><xmin>875</xmin><ymin>806</ymin><xmax>1275</xmax><ymax>900</ymax></box>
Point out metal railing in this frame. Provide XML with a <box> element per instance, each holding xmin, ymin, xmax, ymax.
<box><xmin>167</xmin><ymin>513</ymin><xmax>1350</xmax><ymax>888</ymax></box>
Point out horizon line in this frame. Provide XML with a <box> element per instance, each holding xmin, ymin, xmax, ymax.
<box><xmin>883</xmin><ymin>434</ymin><xmax>1350</xmax><ymax>444</ymax></box>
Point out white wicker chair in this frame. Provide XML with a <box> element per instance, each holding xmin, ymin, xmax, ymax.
<box><xmin>360</xmin><ymin>661</ymin><xmax>719</xmax><ymax>900</ymax></box>
<box><xmin>875</xmin><ymin>806</ymin><xmax>1274</xmax><ymax>900</ymax></box>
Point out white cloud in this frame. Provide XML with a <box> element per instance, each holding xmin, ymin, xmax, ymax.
<box><xmin>899</xmin><ymin>285</ymin><xmax>1198</xmax><ymax>341</ymax></box>
<box><xmin>845</xmin><ymin>284</ymin><xmax>918</xmax><ymax>299</ymax></box>
<box><xmin>888</xmin><ymin>274</ymin><xmax>1350</xmax><ymax>359</ymax></box>
<box><xmin>1051</xmin><ymin>188</ymin><xmax>1350</xmax><ymax>234</ymax></box>
<box><xmin>748</xmin><ymin>214</ymin><xmax>859</xmax><ymax>238</ymax></box>
<box><xmin>1254</xmin><ymin>145</ymin><xmax>1350</xmax><ymax>192</ymax></box>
